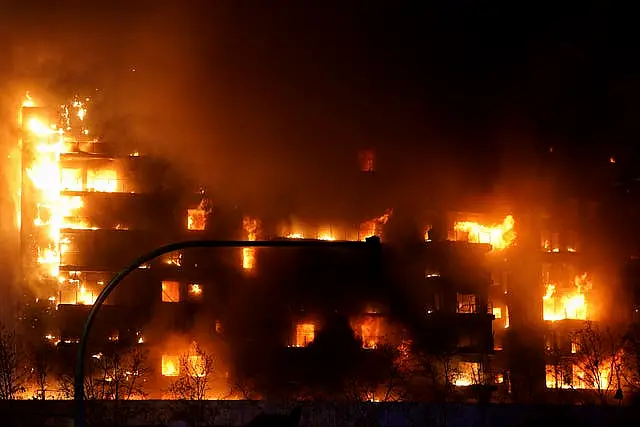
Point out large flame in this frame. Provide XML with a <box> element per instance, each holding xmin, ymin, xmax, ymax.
<box><xmin>161</xmin><ymin>355</ymin><xmax>180</xmax><ymax>376</ymax></box>
<box><xmin>452</xmin><ymin>215</ymin><xmax>516</xmax><ymax>250</ymax></box>
<box><xmin>543</xmin><ymin>273</ymin><xmax>591</xmax><ymax>321</ymax></box>
<box><xmin>19</xmin><ymin>93</ymin><xmax>119</xmax><ymax>302</ymax></box>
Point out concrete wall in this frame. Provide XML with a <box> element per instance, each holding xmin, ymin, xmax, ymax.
<box><xmin>0</xmin><ymin>400</ymin><xmax>635</xmax><ymax>427</ymax></box>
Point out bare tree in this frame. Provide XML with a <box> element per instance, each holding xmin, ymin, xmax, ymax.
<box><xmin>168</xmin><ymin>342</ymin><xmax>216</xmax><ymax>400</ymax></box>
<box><xmin>0</xmin><ymin>323</ymin><xmax>27</xmax><ymax>399</ymax></box>
<box><xmin>29</xmin><ymin>339</ymin><xmax>56</xmax><ymax>400</ymax></box>
<box><xmin>619</xmin><ymin>324</ymin><xmax>640</xmax><ymax>402</ymax></box>
<box><xmin>59</xmin><ymin>345</ymin><xmax>151</xmax><ymax>400</ymax></box>
<box><xmin>571</xmin><ymin>321</ymin><xmax>622</xmax><ymax>405</ymax></box>
<box><xmin>417</xmin><ymin>348</ymin><xmax>458</xmax><ymax>402</ymax></box>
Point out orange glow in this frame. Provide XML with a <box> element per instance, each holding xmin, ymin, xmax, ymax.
<box><xmin>292</xmin><ymin>323</ymin><xmax>315</xmax><ymax>347</ymax></box>
<box><xmin>187</xmin><ymin>200</ymin><xmax>208</xmax><ymax>230</ymax></box>
<box><xmin>452</xmin><ymin>215</ymin><xmax>515</xmax><ymax>250</ymax></box>
<box><xmin>18</xmin><ymin>94</ymin><xmax>121</xmax><ymax>300</ymax></box>
<box><xmin>358</xmin><ymin>316</ymin><xmax>382</xmax><ymax>349</ymax></box>
<box><xmin>77</xmin><ymin>286</ymin><xmax>97</xmax><ymax>305</ymax></box>
<box><xmin>317</xmin><ymin>225</ymin><xmax>336</xmax><ymax>241</ymax></box>
<box><xmin>359</xmin><ymin>209</ymin><xmax>392</xmax><ymax>241</ymax></box>
<box><xmin>546</xmin><ymin>363</ymin><xmax>614</xmax><ymax>390</ymax></box>
<box><xmin>22</xmin><ymin>104</ymin><xmax>63</xmax><ymax>279</ymax></box>
<box><xmin>454</xmin><ymin>361</ymin><xmax>480</xmax><ymax>386</ymax></box>
<box><xmin>164</xmin><ymin>251</ymin><xmax>183</xmax><ymax>267</ymax></box>
<box><xmin>242</xmin><ymin>216</ymin><xmax>259</xmax><ymax>270</ymax></box>
<box><xmin>188</xmin><ymin>355</ymin><xmax>206</xmax><ymax>377</ymax></box>
<box><xmin>162</xmin><ymin>355</ymin><xmax>180</xmax><ymax>376</ymax></box>
<box><xmin>543</xmin><ymin>273</ymin><xmax>591</xmax><ymax>321</ymax></box>
<box><xmin>86</xmin><ymin>169</ymin><xmax>118</xmax><ymax>192</ymax></box>
<box><xmin>279</xmin><ymin>210</ymin><xmax>391</xmax><ymax>242</ymax></box>
<box><xmin>162</xmin><ymin>281</ymin><xmax>180</xmax><ymax>302</ymax></box>
<box><xmin>188</xmin><ymin>283</ymin><xmax>202</xmax><ymax>298</ymax></box>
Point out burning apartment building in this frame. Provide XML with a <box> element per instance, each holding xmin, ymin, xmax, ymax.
<box><xmin>5</xmin><ymin>91</ymin><xmax>631</xmax><ymax>402</ymax></box>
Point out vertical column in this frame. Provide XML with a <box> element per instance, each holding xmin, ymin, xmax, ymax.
<box><xmin>20</xmin><ymin>106</ymin><xmax>60</xmax><ymax>299</ymax></box>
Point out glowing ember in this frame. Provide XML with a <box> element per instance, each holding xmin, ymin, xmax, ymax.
<box><xmin>452</xmin><ymin>215</ymin><xmax>516</xmax><ymax>250</ymax></box>
<box><xmin>543</xmin><ymin>273</ymin><xmax>591</xmax><ymax>321</ymax></box>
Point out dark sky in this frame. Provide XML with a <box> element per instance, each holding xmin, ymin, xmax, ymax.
<box><xmin>1</xmin><ymin>1</ymin><xmax>638</xmax><ymax>212</ymax></box>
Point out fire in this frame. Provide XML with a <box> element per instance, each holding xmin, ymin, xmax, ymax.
<box><xmin>291</xmin><ymin>323</ymin><xmax>315</xmax><ymax>347</ymax></box>
<box><xmin>317</xmin><ymin>225</ymin><xmax>336</xmax><ymax>241</ymax></box>
<box><xmin>452</xmin><ymin>215</ymin><xmax>515</xmax><ymax>250</ymax></box>
<box><xmin>546</xmin><ymin>363</ymin><xmax>614</xmax><ymax>390</ymax></box>
<box><xmin>18</xmin><ymin>93</ymin><xmax>122</xmax><ymax>302</ymax></box>
<box><xmin>242</xmin><ymin>216</ymin><xmax>259</xmax><ymax>270</ymax></box>
<box><xmin>279</xmin><ymin>210</ymin><xmax>391</xmax><ymax>241</ymax></box>
<box><xmin>358</xmin><ymin>316</ymin><xmax>382</xmax><ymax>349</ymax></box>
<box><xmin>187</xmin><ymin>199</ymin><xmax>208</xmax><ymax>230</ymax></box>
<box><xmin>77</xmin><ymin>285</ymin><xmax>97</xmax><ymax>305</ymax></box>
<box><xmin>86</xmin><ymin>169</ymin><xmax>118</xmax><ymax>192</ymax></box>
<box><xmin>162</xmin><ymin>355</ymin><xmax>180</xmax><ymax>376</ymax></box>
<box><xmin>359</xmin><ymin>209</ymin><xmax>392</xmax><ymax>241</ymax></box>
<box><xmin>453</xmin><ymin>361</ymin><xmax>480</xmax><ymax>386</ymax></box>
<box><xmin>22</xmin><ymin>103</ymin><xmax>63</xmax><ymax>280</ymax></box>
<box><xmin>543</xmin><ymin>273</ymin><xmax>591</xmax><ymax>321</ymax></box>
<box><xmin>188</xmin><ymin>283</ymin><xmax>202</xmax><ymax>298</ymax></box>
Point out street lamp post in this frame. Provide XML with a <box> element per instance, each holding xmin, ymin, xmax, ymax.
<box><xmin>74</xmin><ymin>238</ymin><xmax>379</xmax><ymax>427</ymax></box>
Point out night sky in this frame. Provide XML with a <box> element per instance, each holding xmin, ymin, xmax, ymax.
<box><xmin>1</xmin><ymin>1</ymin><xmax>638</xmax><ymax>211</ymax></box>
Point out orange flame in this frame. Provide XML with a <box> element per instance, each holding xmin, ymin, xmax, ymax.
<box><xmin>452</xmin><ymin>215</ymin><xmax>515</xmax><ymax>250</ymax></box>
<box><xmin>242</xmin><ymin>216</ymin><xmax>259</xmax><ymax>270</ymax></box>
<box><xmin>543</xmin><ymin>273</ymin><xmax>591</xmax><ymax>321</ymax></box>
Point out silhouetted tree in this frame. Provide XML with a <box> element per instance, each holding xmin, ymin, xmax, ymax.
<box><xmin>168</xmin><ymin>342</ymin><xmax>215</xmax><ymax>400</ymax></box>
<box><xmin>622</xmin><ymin>324</ymin><xmax>640</xmax><ymax>402</ymax></box>
<box><xmin>0</xmin><ymin>323</ymin><xmax>26</xmax><ymax>399</ymax></box>
<box><xmin>59</xmin><ymin>344</ymin><xmax>151</xmax><ymax>400</ymax></box>
<box><xmin>571</xmin><ymin>321</ymin><xmax>622</xmax><ymax>405</ymax></box>
<box><xmin>28</xmin><ymin>339</ymin><xmax>56</xmax><ymax>400</ymax></box>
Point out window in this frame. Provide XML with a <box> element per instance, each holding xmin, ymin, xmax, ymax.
<box><xmin>291</xmin><ymin>323</ymin><xmax>315</xmax><ymax>347</ymax></box>
<box><xmin>358</xmin><ymin>149</ymin><xmax>375</xmax><ymax>172</ymax></box>
<box><xmin>162</xmin><ymin>355</ymin><xmax>179</xmax><ymax>376</ymax></box>
<box><xmin>571</xmin><ymin>340</ymin><xmax>578</xmax><ymax>354</ymax></box>
<box><xmin>358</xmin><ymin>316</ymin><xmax>382</xmax><ymax>349</ymax></box>
<box><xmin>61</xmin><ymin>168</ymin><xmax>83</xmax><ymax>191</ymax></box>
<box><xmin>163</xmin><ymin>251</ymin><xmax>183</xmax><ymax>267</ymax></box>
<box><xmin>457</xmin><ymin>293</ymin><xmax>477</xmax><ymax>314</ymax></box>
<box><xmin>162</xmin><ymin>280</ymin><xmax>180</xmax><ymax>302</ymax></box>
<box><xmin>187</xmin><ymin>283</ymin><xmax>202</xmax><ymax>300</ymax></box>
<box><xmin>187</xmin><ymin>208</ymin><xmax>206</xmax><ymax>230</ymax></box>
<box><xmin>86</xmin><ymin>168</ymin><xmax>119</xmax><ymax>192</ymax></box>
<box><xmin>492</xmin><ymin>307</ymin><xmax>502</xmax><ymax>319</ymax></box>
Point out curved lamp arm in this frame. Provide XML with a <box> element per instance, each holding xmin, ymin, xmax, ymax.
<box><xmin>74</xmin><ymin>238</ymin><xmax>378</xmax><ymax>427</ymax></box>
